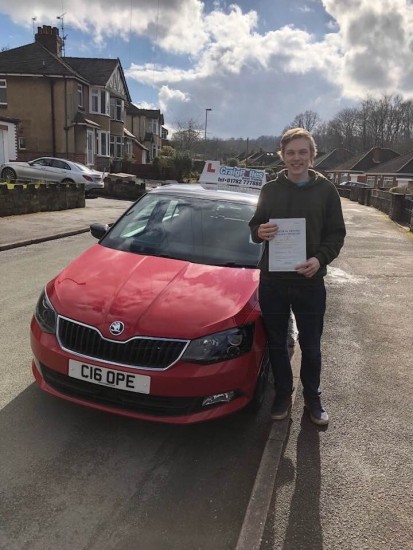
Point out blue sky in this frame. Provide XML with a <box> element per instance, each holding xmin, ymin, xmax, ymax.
<box><xmin>1</xmin><ymin>1</ymin><xmax>413</xmax><ymax>139</ymax></box>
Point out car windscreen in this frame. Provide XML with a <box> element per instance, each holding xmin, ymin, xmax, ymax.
<box><xmin>101</xmin><ymin>193</ymin><xmax>262</xmax><ymax>267</ymax></box>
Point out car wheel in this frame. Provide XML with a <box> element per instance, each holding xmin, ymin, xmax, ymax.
<box><xmin>62</xmin><ymin>178</ymin><xmax>74</xmax><ymax>184</ymax></box>
<box><xmin>245</xmin><ymin>350</ymin><xmax>270</xmax><ymax>414</ymax></box>
<box><xmin>2</xmin><ymin>167</ymin><xmax>17</xmax><ymax>182</ymax></box>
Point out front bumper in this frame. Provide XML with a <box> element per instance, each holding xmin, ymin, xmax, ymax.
<box><xmin>31</xmin><ymin>317</ymin><xmax>266</xmax><ymax>424</ymax></box>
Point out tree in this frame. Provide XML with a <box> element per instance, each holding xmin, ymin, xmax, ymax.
<box><xmin>285</xmin><ymin>110</ymin><xmax>321</xmax><ymax>133</ymax></box>
<box><xmin>1</xmin><ymin>46</ymin><xmax>9</xmax><ymax>52</ymax></box>
<box><xmin>170</xmin><ymin>119</ymin><xmax>203</xmax><ymax>153</ymax></box>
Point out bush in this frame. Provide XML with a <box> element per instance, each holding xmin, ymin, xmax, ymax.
<box><xmin>389</xmin><ymin>185</ymin><xmax>411</xmax><ymax>194</ymax></box>
<box><xmin>172</xmin><ymin>151</ymin><xmax>193</xmax><ymax>182</ymax></box>
<box><xmin>152</xmin><ymin>151</ymin><xmax>192</xmax><ymax>181</ymax></box>
<box><xmin>227</xmin><ymin>158</ymin><xmax>239</xmax><ymax>167</ymax></box>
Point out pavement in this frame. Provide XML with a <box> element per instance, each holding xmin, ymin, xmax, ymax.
<box><xmin>1</xmin><ymin>197</ymin><xmax>412</xmax><ymax>549</ymax></box>
<box><xmin>0</xmin><ymin>196</ymin><xmax>133</xmax><ymax>251</ymax></box>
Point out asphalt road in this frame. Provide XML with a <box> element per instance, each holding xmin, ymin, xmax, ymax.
<box><xmin>261</xmin><ymin>204</ymin><xmax>413</xmax><ymax>549</ymax></box>
<box><xmin>0</xmin><ymin>234</ymin><xmax>273</xmax><ymax>550</ymax></box>
<box><xmin>1</xmin><ymin>199</ymin><xmax>412</xmax><ymax>550</ymax></box>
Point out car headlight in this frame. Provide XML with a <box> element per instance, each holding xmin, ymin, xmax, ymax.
<box><xmin>182</xmin><ymin>325</ymin><xmax>254</xmax><ymax>365</ymax></box>
<box><xmin>35</xmin><ymin>288</ymin><xmax>57</xmax><ymax>334</ymax></box>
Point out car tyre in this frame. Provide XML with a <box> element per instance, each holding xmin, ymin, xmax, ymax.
<box><xmin>62</xmin><ymin>178</ymin><xmax>74</xmax><ymax>184</ymax></box>
<box><xmin>2</xmin><ymin>167</ymin><xmax>17</xmax><ymax>182</ymax></box>
<box><xmin>245</xmin><ymin>349</ymin><xmax>270</xmax><ymax>414</ymax></box>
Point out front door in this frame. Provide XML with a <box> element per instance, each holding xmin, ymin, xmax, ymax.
<box><xmin>86</xmin><ymin>129</ymin><xmax>94</xmax><ymax>166</ymax></box>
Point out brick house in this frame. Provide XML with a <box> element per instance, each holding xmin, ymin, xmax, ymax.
<box><xmin>363</xmin><ymin>150</ymin><xmax>413</xmax><ymax>189</ymax></box>
<box><xmin>326</xmin><ymin>147</ymin><xmax>400</xmax><ymax>184</ymax></box>
<box><xmin>125</xmin><ymin>104</ymin><xmax>164</xmax><ymax>162</ymax></box>
<box><xmin>0</xmin><ymin>25</ymin><xmax>158</xmax><ymax>170</ymax></box>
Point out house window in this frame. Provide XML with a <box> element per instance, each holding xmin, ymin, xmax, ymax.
<box><xmin>151</xmin><ymin>119</ymin><xmax>158</xmax><ymax>135</ymax></box>
<box><xmin>78</xmin><ymin>84</ymin><xmax>84</xmax><ymax>108</ymax></box>
<box><xmin>152</xmin><ymin>143</ymin><xmax>158</xmax><ymax>159</ymax></box>
<box><xmin>366</xmin><ymin>176</ymin><xmax>375</xmax><ymax>187</ymax></box>
<box><xmin>382</xmin><ymin>177</ymin><xmax>394</xmax><ymax>189</ymax></box>
<box><xmin>124</xmin><ymin>140</ymin><xmax>133</xmax><ymax>158</ymax></box>
<box><xmin>110</xmin><ymin>135</ymin><xmax>123</xmax><ymax>158</ymax></box>
<box><xmin>101</xmin><ymin>90</ymin><xmax>109</xmax><ymax>115</ymax></box>
<box><xmin>0</xmin><ymin>80</ymin><xmax>7</xmax><ymax>105</ymax></box>
<box><xmin>91</xmin><ymin>89</ymin><xmax>99</xmax><ymax>113</ymax></box>
<box><xmin>98</xmin><ymin>131</ymin><xmax>110</xmax><ymax>156</ymax></box>
<box><xmin>90</xmin><ymin>89</ymin><xmax>109</xmax><ymax>115</ymax></box>
<box><xmin>110</xmin><ymin>98</ymin><xmax>124</xmax><ymax>121</ymax></box>
<box><xmin>18</xmin><ymin>137</ymin><xmax>26</xmax><ymax>150</ymax></box>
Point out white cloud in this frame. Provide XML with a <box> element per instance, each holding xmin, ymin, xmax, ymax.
<box><xmin>0</xmin><ymin>0</ymin><xmax>208</xmax><ymax>53</ymax></box>
<box><xmin>3</xmin><ymin>0</ymin><xmax>413</xmax><ymax>136</ymax></box>
<box><xmin>322</xmin><ymin>0</ymin><xmax>413</xmax><ymax>96</ymax></box>
<box><xmin>158</xmin><ymin>86</ymin><xmax>190</xmax><ymax>114</ymax></box>
<box><xmin>132</xmin><ymin>101</ymin><xmax>158</xmax><ymax>110</ymax></box>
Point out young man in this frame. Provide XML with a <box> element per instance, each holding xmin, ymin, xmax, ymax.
<box><xmin>249</xmin><ymin>128</ymin><xmax>346</xmax><ymax>425</ymax></box>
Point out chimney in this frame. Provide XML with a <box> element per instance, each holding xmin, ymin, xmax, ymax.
<box><xmin>35</xmin><ymin>25</ymin><xmax>63</xmax><ymax>57</ymax></box>
<box><xmin>372</xmin><ymin>146</ymin><xmax>381</xmax><ymax>163</ymax></box>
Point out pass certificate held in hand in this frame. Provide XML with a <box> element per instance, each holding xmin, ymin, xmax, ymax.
<box><xmin>268</xmin><ymin>218</ymin><xmax>307</xmax><ymax>272</ymax></box>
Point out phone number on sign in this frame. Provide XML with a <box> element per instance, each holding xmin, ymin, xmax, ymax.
<box><xmin>218</xmin><ymin>177</ymin><xmax>263</xmax><ymax>186</ymax></box>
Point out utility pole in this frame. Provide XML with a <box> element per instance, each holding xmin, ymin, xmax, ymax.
<box><xmin>32</xmin><ymin>17</ymin><xmax>37</xmax><ymax>41</ymax></box>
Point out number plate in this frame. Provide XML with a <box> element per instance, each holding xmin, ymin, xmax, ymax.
<box><xmin>68</xmin><ymin>360</ymin><xmax>150</xmax><ymax>394</ymax></box>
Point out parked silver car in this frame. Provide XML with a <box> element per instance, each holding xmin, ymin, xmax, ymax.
<box><xmin>0</xmin><ymin>157</ymin><xmax>105</xmax><ymax>194</ymax></box>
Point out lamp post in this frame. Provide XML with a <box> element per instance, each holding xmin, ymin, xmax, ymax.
<box><xmin>205</xmin><ymin>108</ymin><xmax>212</xmax><ymax>148</ymax></box>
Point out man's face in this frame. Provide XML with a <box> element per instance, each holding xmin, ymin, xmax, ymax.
<box><xmin>282</xmin><ymin>137</ymin><xmax>313</xmax><ymax>182</ymax></box>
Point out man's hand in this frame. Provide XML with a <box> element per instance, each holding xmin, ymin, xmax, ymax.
<box><xmin>295</xmin><ymin>257</ymin><xmax>320</xmax><ymax>278</ymax></box>
<box><xmin>258</xmin><ymin>222</ymin><xmax>278</xmax><ymax>241</ymax></box>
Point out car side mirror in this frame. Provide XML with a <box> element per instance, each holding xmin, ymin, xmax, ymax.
<box><xmin>90</xmin><ymin>223</ymin><xmax>109</xmax><ymax>239</ymax></box>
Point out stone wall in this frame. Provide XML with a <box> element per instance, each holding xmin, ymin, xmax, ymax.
<box><xmin>100</xmin><ymin>176</ymin><xmax>147</xmax><ymax>201</ymax></box>
<box><xmin>0</xmin><ymin>182</ymin><xmax>85</xmax><ymax>217</ymax></box>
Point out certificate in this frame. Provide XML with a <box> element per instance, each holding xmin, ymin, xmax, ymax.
<box><xmin>268</xmin><ymin>218</ymin><xmax>306</xmax><ymax>272</ymax></box>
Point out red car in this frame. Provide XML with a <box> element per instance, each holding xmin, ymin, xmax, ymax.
<box><xmin>31</xmin><ymin>185</ymin><xmax>269</xmax><ymax>424</ymax></box>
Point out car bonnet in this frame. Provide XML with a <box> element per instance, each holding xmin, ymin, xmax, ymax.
<box><xmin>47</xmin><ymin>244</ymin><xmax>260</xmax><ymax>340</ymax></box>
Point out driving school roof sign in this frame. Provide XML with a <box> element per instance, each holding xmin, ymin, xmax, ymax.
<box><xmin>199</xmin><ymin>161</ymin><xmax>267</xmax><ymax>193</ymax></box>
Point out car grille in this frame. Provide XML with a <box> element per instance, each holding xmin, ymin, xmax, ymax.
<box><xmin>40</xmin><ymin>363</ymin><xmax>205</xmax><ymax>417</ymax></box>
<box><xmin>57</xmin><ymin>317</ymin><xmax>188</xmax><ymax>370</ymax></box>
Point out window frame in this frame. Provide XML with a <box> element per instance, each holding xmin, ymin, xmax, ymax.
<box><xmin>124</xmin><ymin>139</ymin><xmax>133</xmax><ymax>158</ymax></box>
<box><xmin>98</xmin><ymin>131</ymin><xmax>110</xmax><ymax>157</ymax></box>
<box><xmin>151</xmin><ymin>119</ymin><xmax>158</xmax><ymax>135</ymax></box>
<box><xmin>18</xmin><ymin>137</ymin><xmax>26</xmax><ymax>150</ymax></box>
<box><xmin>0</xmin><ymin>79</ymin><xmax>7</xmax><ymax>105</ymax></box>
<box><xmin>152</xmin><ymin>143</ymin><xmax>158</xmax><ymax>159</ymax></box>
<box><xmin>110</xmin><ymin>97</ymin><xmax>124</xmax><ymax>121</ymax></box>
<box><xmin>78</xmin><ymin>84</ymin><xmax>84</xmax><ymax>109</ymax></box>
<box><xmin>90</xmin><ymin>88</ymin><xmax>109</xmax><ymax>116</ymax></box>
<box><xmin>110</xmin><ymin>135</ymin><xmax>123</xmax><ymax>159</ymax></box>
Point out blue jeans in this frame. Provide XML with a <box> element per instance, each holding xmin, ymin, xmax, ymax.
<box><xmin>259</xmin><ymin>279</ymin><xmax>326</xmax><ymax>400</ymax></box>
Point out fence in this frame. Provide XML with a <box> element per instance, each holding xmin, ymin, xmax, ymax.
<box><xmin>404</xmin><ymin>196</ymin><xmax>413</xmax><ymax>225</ymax></box>
<box><xmin>337</xmin><ymin>186</ymin><xmax>413</xmax><ymax>230</ymax></box>
<box><xmin>371</xmin><ymin>189</ymin><xmax>392</xmax><ymax>215</ymax></box>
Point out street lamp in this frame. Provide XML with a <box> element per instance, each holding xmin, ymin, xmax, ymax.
<box><xmin>205</xmin><ymin>108</ymin><xmax>212</xmax><ymax>142</ymax></box>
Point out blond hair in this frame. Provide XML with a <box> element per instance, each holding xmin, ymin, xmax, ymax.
<box><xmin>278</xmin><ymin>128</ymin><xmax>318</xmax><ymax>161</ymax></box>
